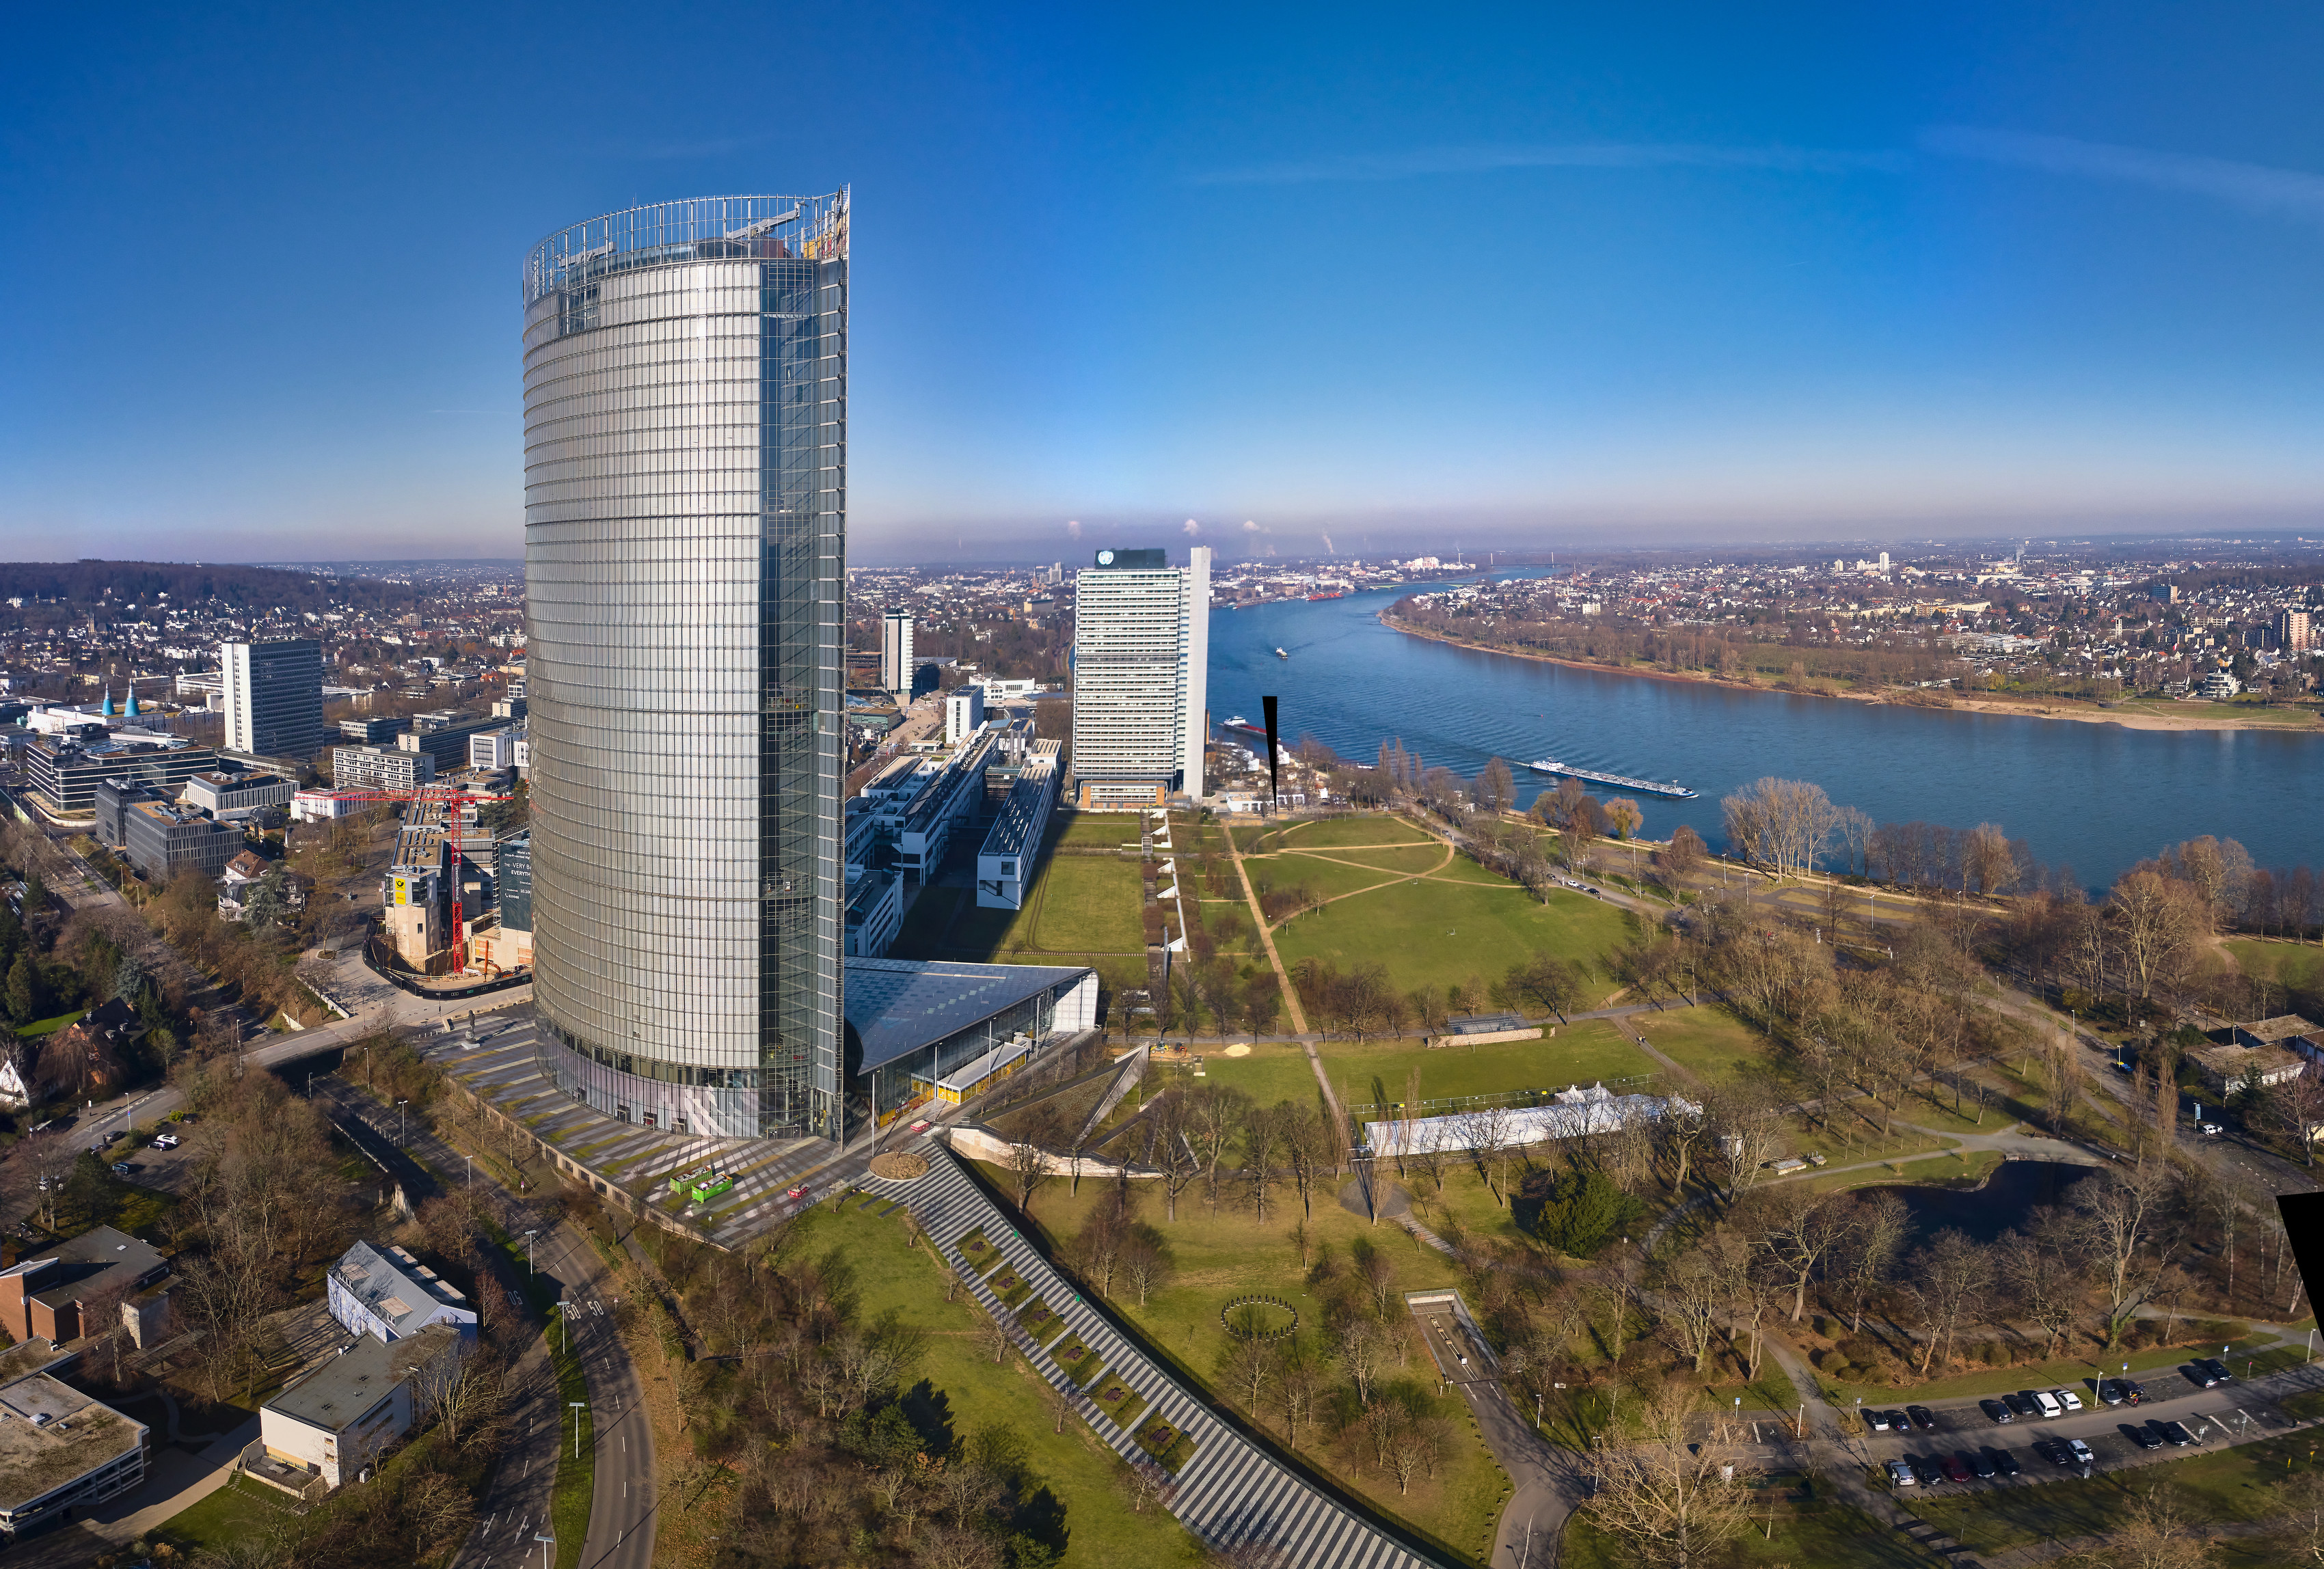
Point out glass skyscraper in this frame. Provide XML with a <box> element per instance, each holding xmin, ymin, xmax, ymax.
<box><xmin>522</xmin><ymin>193</ymin><xmax>848</xmax><ymax>1142</ymax></box>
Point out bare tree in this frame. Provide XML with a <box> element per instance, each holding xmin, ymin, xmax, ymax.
<box><xmin>1751</xmin><ymin>1186</ymin><xmax>1857</xmax><ymax>1322</ymax></box>
<box><xmin>2072</xmin><ymin>1161</ymin><xmax>2177</xmax><ymax>1347</ymax></box>
<box><xmin>2058</xmin><ymin>1484</ymin><xmax>2219</xmax><ymax>1569</ymax></box>
<box><xmin>1707</xmin><ymin>1082</ymin><xmax>1787</xmax><ymax>1199</ymax></box>
<box><xmin>1187</xmin><ymin>1084</ymin><xmax>1249</xmax><ymax>1215</ymax></box>
<box><xmin>1583</xmin><ymin>1380</ymin><xmax>1760</xmax><ymax>1569</ymax></box>
<box><xmin>1142</xmin><ymin>1092</ymin><xmax>1204</xmax><ymax>1220</ymax></box>
<box><xmin>1005</xmin><ymin>1132</ymin><xmax>1053</xmax><ymax>1216</ymax></box>
<box><xmin>1720</xmin><ymin>776</ymin><xmax>1843</xmax><ymax>879</ymax></box>
<box><xmin>1334</xmin><ymin>1318</ymin><xmax>1388</xmax><ymax>1407</ymax></box>
<box><xmin>1837</xmin><ymin>1190</ymin><xmax>1910</xmax><ymax>1334</ymax></box>
<box><xmin>1902</xmin><ymin>1227</ymin><xmax>1990</xmax><ymax>1376</ymax></box>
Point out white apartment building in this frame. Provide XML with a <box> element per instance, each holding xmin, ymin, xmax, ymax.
<box><xmin>1069</xmin><ymin>546</ymin><xmax>1210</xmax><ymax>808</ymax></box>
<box><xmin>944</xmin><ymin>687</ymin><xmax>985</xmax><ymax>745</ymax></box>
<box><xmin>221</xmin><ymin>640</ymin><xmax>324</xmax><ymax>759</ymax></box>
<box><xmin>881</xmin><ymin>609</ymin><xmax>915</xmax><ymax>695</ymax></box>
<box><xmin>330</xmin><ymin>746</ymin><xmax>435</xmax><ymax>793</ymax></box>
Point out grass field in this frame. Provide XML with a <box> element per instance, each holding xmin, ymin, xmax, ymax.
<box><xmin>1256</xmin><ymin>851</ymin><xmax>1421</xmax><ymax>905</ymax></box>
<box><xmin>807</xmin><ymin>1200</ymin><xmax>1208</xmax><ymax>1566</ymax></box>
<box><xmin>1054</xmin><ymin>812</ymin><xmax>1151</xmax><ymax>849</ymax></box>
<box><xmin>1271</xmin><ymin>877</ymin><xmax>1637</xmax><ymax>1002</ymax></box>
<box><xmin>1271</xmin><ymin>815</ymin><xmax>1440</xmax><ymax>849</ymax></box>
<box><xmin>1323</xmin><ymin>1022</ymin><xmax>1662</xmax><ymax>1108</ymax></box>
<box><xmin>978</xmin><ymin>1160</ymin><xmax>1511</xmax><ymax>1559</ymax></box>
<box><xmin>1629</xmin><ymin>1005</ymin><xmax>1778</xmax><ymax>1085</ymax></box>
<box><xmin>2224</xmin><ymin>938</ymin><xmax>2324</xmax><ymax>990</ymax></box>
<box><xmin>1310</xmin><ymin>844</ymin><xmax>1452</xmax><ymax>874</ymax></box>
<box><xmin>1030</xmin><ymin>856</ymin><xmax>1146</xmax><ymax>953</ymax></box>
<box><xmin>12</xmin><ymin>1009</ymin><xmax>86</xmax><ymax>1037</ymax></box>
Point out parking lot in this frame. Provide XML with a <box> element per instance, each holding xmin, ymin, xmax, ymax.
<box><xmin>1856</xmin><ymin>1370</ymin><xmax>2303</xmax><ymax>1493</ymax></box>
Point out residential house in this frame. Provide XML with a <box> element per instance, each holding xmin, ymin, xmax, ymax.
<box><xmin>324</xmin><ymin>1242</ymin><xmax>478</xmax><ymax>1344</ymax></box>
<box><xmin>255</xmin><ymin>1323</ymin><xmax>461</xmax><ymax>1490</ymax></box>
<box><xmin>0</xmin><ymin>1225</ymin><xmax>170</xmax><ymax>1348</ymax></box>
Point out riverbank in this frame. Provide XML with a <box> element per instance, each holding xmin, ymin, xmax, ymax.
<box><xmin>1381</xmin><ymin>614</ymin><xmax>2324</xmax><ymax>735</ymax></box>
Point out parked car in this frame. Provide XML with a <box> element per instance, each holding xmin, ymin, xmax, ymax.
<box><xmin>2066</xmin><ymin>1438</ymin><xmax>2095</xmax><ymax>1466</ymax></box>
<box><xmin>1980</xmin><ymin>1398</ymin><xmax>2015</xmax><ymax>1425</ymax></box>
<box><xmin>1907</xmin><ymin>1405</ymin><xmax>1938</xmax><ymax>1431</ymax></box>
<box><xmin>2160</xmin><ymin>1421</ymin><xmax>2198</xmax><ymax>1447</ymax></box>
<box><xmin>1883</xmin><ymin>1411</ymin><xmax>1912</xmax><ymax>1434</ymax></box>
<box><xmin>2197</xmin><ymin>1357</ymin><xmax>2234</xmax><ymax>1385</ymax></box>
<box><xmin>109</xmin><ymin>1162</ymin><xmax>133</xmax><ymax>1176</ymax></box>
<box><xmin>2122</xmin><ymin>1378</ymin><xmax>2145</xmax><ymax>1405</ymax></box>
<box><xmin>1992</xmin><ymin>1448</ymin><xmax>2022</xmax><ymax>1477</ymax></box>
<box><xmin>2199</xmin><ymin>1122</ymin><xmax>2224</xmax><ymax>1136</ymax></box>
<box><xmin>2053</xmin><ymin>1389</ymin><xmax>2084</xmax><ymax>1413</ymax></box>
<box><xmin>151</xmin><ymin>1132</ymin><xmax>180</xmax><ymax>1149</ymax></box>
<box><xmin>1940</xmin><ymin>1454</ymin><xmax>1973</xmax><ymax>1484</ymax></box>
<box><xmin>1968</xmin><ymin>1449</ymin><xmax>1998</xmax><ymax>1480</ymax></box>
<box><xmin>1867</xmin><ymin>1409</ymin><xmax>1893</xmax><ymax>1432</ymax></box>
<box><xmin>2038</xmin><ymin>1438</ymin><xmax>2075</xmax><ymax>1466</ymax></box>
<box><xmin>2188</xmin><ymin>1363</ymin><xmax>2227</xmax><ymax>1389</ymax></box>
<box><xmin>2029</xmin><ymin>1389</ymin><xmax>2064</xmax><ymax>1420</ymax></box>
<box><xmin>2002</xmin><ymin>1392</ymin><xmax>2036</xmax><ymax>1419</ymax></box>
<box><xmin>2128</xmin><ymin>1424</ymin><xmax>2163</xmax><ymax>1450</ymax></box>
<box><xmin>2097</xmin><ymin>1380</ymin><xmax>2129</xmax><ymax>1406</ymax></box>
<box><xmin>1887</xmin><ymin>1459</ymin><xmax>1917</xmax><ymax>1488</ymax></box>
<box><xmin>1909</xmin><ymin>1455</ymin><xmax>1943</xmax><ymax>1487</ymax></box>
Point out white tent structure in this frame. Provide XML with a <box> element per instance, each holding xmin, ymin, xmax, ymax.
<box><xmin>1360</xmin><ymin>1083</ymin><xmax>1700</xmax><ymax>1160</ymax></box>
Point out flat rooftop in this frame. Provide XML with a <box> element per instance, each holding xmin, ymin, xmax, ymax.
<box><xmin>267</xmin><ymin>1324</ymin><xmax>459</xmax><ymax>1433</ymax></box>
<box><xmin>0</xmin><ymin>1375</ymin><xmax>144</xmax><ymax>1514</ymax></box>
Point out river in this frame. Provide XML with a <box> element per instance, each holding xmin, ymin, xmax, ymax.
<box><xmin>1206</xmin><ymin>581</ymin><xmax>2323</xmax><ymax>888</ymax></box>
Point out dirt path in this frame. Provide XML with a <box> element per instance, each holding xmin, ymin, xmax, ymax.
<box><xmin>1249</xmin><ymin>840</ymin><xmax>1457</xmax><ymax>933</ymax></box>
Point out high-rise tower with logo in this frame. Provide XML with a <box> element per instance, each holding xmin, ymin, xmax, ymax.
<box><xmin>522</xmin><ymin>193</ymin><xmax>848</xmax><ymax>1141</ymax></box>
<box><xmin>1069</xmin><ymin>546</ymin><xmax>1210</xmax><ymax>809</ymax></box>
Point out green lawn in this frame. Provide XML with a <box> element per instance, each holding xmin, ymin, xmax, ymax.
<box><xmin>1630</xmin><ymin>1005</ymin><xmax>1778</xmax><ymax>1085</ymax></box>
<box><xmin>1310</xmin><ymin>844</ymin><xmax>1452</xmax><ymax>875</ymax></box>
<box><xmin>12</xmin><ymin>1009</ymin><xmax>86</xmax><ymax>1037</ymax></box>
<box><xmin>1820</xmin><ymin>1323</ymin><xmax>2271</xmax><ymax>1405</ymax></box>
<box><xmin>1271</xmin><ymin>877</ymin><xmax>1637</xmax><ymax>1002</ymax></box>
<box><xmin>2224</xmin><ymin>939</ymin><xmax>2324</xmax><ymax>990</ymax></box>
<box><xmin>978</xmin><ymin>1160</ymin><xmax>1511</xmax><ymax>1561</ymax></box>
<box><xmin>1054</xmin><ymin>813</ymin><xmax>1150</xmax><ymax>849</ymax></box>
<box><xmin>1156</xmin><ymin>1045</ymin><xmax>1324</xmax><ymax>1111</ymax></box>
<box><xmin>1254</xmin><ymin>851</ymin><xmax>1418</xmax><ymax>905</ymax></box>
<box><xmin>807</xmin><ymin>1201</ymin><xmax>1206</xmax><ymax>1566</ymax></box>
<box><xmin>1272</xmin><ymin>814</ymin><xmax>1441</xmax><ymax>849</ymax></box>
<box><xmin>1029</xmin><ymin>856</ymin><xmax>1146</xmax><ymax>953</ymax></box>
<box><xmin>161</xmin><ymin>1476</ymin><xmax>295</xmax><ymax>1553</ymax></box>
<box><xmin>1324</xmin><ymin>1022</ymin><xmax>1661</xmax><ymax>1110</ymax></box>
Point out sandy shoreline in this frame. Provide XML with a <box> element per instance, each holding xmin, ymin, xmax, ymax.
<box><xmin>1381</xmin><ymin>616</ymin><xmax>2323</xmax><ymax>735</ymax></box>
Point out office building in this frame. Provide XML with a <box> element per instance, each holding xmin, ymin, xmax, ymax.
<box><xmin>21</xmin><ymin>730</ymin><xmax>215</xmax><ymax>819</ymax></box>
<box><xmin>183</xmin><ymin>769</ymin><xmax>295</xmax><ymax>821</ymax></box>
<box><xmin>844</xmin><ymin>866</ymin><xmax>903</xmax><ymax>959</ymax></box>
<box><xmin>92</xmin><ymin>778</ymin><xmax>242</xmax><ymax>882</ymax></box>
<box><xmin>1070</xmin><ymin>545</ymin><xmax>1211</xmax><ymax>808</ymax></box>
<box><xmin>469</xmin><ymin>725</ymin><xmax>522</xmax><ymax>772</ymax></box>
<box><xmin>0</xmin><ymin>1363</ymin><xmax>148</xmax><ymax>1537</ymax></box>
<box><xmin>976</xmin><ymin>741</ymin><xmax>1059</xmax><ymax>909</ymax></box>
<box><xmin>257</xmin><ymin>1323</ymin><xmax>461</xmax><ymax>1492</ymax></box>
<box><xmin>881</xmin><ymin>609</ymin><xmax>913</xmax><ymax>695</ymax></box>
<box><xmin>2278</xmin><ymin>608</ymin><xmax>2313</xmax><ymax>653</ymax></box>
<box><xmin>221</xmin><ymin>640</ymin><xmax>325</xmax><ymax>759</ymax></box>
<box><xmin>331</xmin><ymin>746</ymin><xmax>435</xmax><ymax>793</ymax></box>
<box><xmin>325</xmin><ymin>1242</ymin><xmax>479</xmax><ymax>1344</ymax></box>
<box><xmin>339</xmin><ymin>715</ymin><xmax>409</xmax><ymax>744</ymax></box>
<box><xmin>524</xmin><ymin>193</ymin><xmax>849</xmax><ymax>1141</ymax></box>
<box><xmin>0</xmin><ymin>1226</ymin><xmax>170</xmax><ymax>1348</ymax></box>
<box><xmin>944</xmin><ymin>685</ymin><xmax>985</xmax><ymax>744</ymax></box>
<box><xmin>396</xmin><ymin>713</ymin><xmax>500</xmax><ymax>769</ymax></box>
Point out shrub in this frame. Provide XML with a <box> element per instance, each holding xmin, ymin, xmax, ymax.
<box><xmin>1526</xmin><ymin>1167</ymin><xmax>1647</xmax><ymax>1259</ymax></box>
<box><xmin>1818</xmin><ymin>1355</ymin><xmax>1853</xmax><ymax>1381</ymax></box>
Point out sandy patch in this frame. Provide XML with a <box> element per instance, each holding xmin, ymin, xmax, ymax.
<box><xmin>1221</xmin><ymin>1043</ymin><xmax>1252</xmax><ymax>1057</ymax></box>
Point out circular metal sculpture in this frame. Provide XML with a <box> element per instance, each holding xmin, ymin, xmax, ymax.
<box><xmin>1219</xmin><ymin>1294</ymin><xmax>1299</xmax><ymax>1341</ymax></box>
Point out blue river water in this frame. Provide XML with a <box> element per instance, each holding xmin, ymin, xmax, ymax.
<box><xmin>1206</xmin><ymin>582</ymin><xmax>2323</xmax><ymax>889</ymax></box>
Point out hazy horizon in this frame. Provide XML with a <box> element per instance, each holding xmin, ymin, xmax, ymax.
<box><xmin>7</xmin><ymin>5</ymin><xmax>2324</xmax><ymax>562</ymax></box>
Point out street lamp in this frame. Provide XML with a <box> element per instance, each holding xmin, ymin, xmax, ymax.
<box><xmin>396</xmin><ymin>1097</ymin><xmax>409</xmax><ymax>1144</ymax></box>
<box><xmin>465</xmin><ymin>1154</ymin><xmax>472</xmax><ymax>1190</ymax></box>
<box><xmin>534</xmin><ymin>1533</ymin><xmax>554</xmax><ymax>1569</ymax></box>
<box><xmin>522</xmin><ymin>1228</ymin><xmax>537</xmax><ymax>1275</ymax></box>
<box><xmin>569</xmin><ymin>1400</ymin><xmax>586</xmax><ymax>1460</ymax></box>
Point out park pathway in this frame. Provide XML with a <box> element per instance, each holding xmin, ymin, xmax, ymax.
<box><xmin>871</xmin><ymin>1138</ymin><xmax>1459</xmax><ymax>1568</ymax></box>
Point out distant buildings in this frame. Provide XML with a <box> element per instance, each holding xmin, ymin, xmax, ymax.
<box><xmin>882</xmin><ymin>608</ymin><xmax>914</xmax><ymax>696</ymax></box>
<box><xmin>2278</xmin><ymin>609</ymin><xmax>2314</xmax><ymax>653</ymax></box>
<box><xmin>338</xmin><ymin>715</ymin><xmax>409</xmax><ymax>744</ymax></box>
<box><xmin>468</xmin><ymin>724</ymin><xmax>522</xmax><ymax>772</ymax></box>
<box><xmin>221</xmin><ymin>638</ymin><xmax>324</xmax><ymax>759</ymax></box>
<box><xmin>182</xmin><ymin>768</ymin><xmax>293</xmax><ymax>821</ymax></box>
<box><xmin>22</xmin><ymin>734</ymin><xmax>215</xmax><ymax>819</ymax></box>
<box><xmin>524</xmin><ymin>193</ymin><xmax>850</xmax><ymax>1142</ymax></box>
<box><xmin>1070</xmin><ymin>546</ymin><xmax>1211</xmax><ymax>808</ymax></box>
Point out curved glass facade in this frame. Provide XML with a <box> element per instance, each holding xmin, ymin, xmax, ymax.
<box><xmin>522</xmin><ymin>193</ymin><xmax>848</xmax><ymax>1141</ymax></box>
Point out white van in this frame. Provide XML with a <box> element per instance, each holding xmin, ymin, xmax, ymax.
<box><xmin>2030</xmin><ymin>1390</ymin><xmax>2064</xmax><ymax>1420</ymax></box>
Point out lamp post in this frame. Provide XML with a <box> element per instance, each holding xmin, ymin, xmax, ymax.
<box><xmin>465</xmin><ymin>1154</ymin><xmax>472</xmax><ymax>1190</ymax></box>
<box><xmin>570</xmin><ymin>1400</ymin><xmax>586</xmax><ymax>1460</ymax></box>
<box><xmin>396</xmin><ymin>1097</ymin><xmax>409</xmax><ymax>1144</ymax></box>
<box><xmin>523</xmin><ymin>1228</ymin><xmax>537</xmax><ymax>1275</ymax></box>
<box><xmin>534</xmin><ymin>1533</ymin><xmax>554</xmax><ymax>1569</ymax></box>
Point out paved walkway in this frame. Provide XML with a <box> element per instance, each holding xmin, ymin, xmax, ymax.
<box><xmin>869</xmin><ymin>1139</ymin><xmax>1455</xmax><ymax>1568</ymax></box>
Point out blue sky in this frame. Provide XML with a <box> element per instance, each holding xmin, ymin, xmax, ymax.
<box><xmin>3</xmin><ymin>1</ymin><xmax>2322</xmax><ymax>564</ymax></box>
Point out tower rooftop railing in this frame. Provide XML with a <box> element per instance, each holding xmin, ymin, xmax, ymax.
<box><xmin>524</xmin><ymin>191</ymin><xmax>848</xmax><ymax>304</ymax></box>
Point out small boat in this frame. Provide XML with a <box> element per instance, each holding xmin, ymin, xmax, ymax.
<box><xmin>1306</xmin><ymin>590</ymin><xmax>1345</xmax><ymax>601</ymax></box>
<box><xmin>1223</xmin><ymin>715</ymin><xmax>1269</xmax><ymax>739</ymax></box>
<box><xmin>1273</xmin><ymin>647</ymin><xmax>1288</xmax><ymax>659</ymax></box>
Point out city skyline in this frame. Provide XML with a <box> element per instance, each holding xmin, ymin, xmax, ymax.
<box><xmin>8</xmin><ymin>3</ymin><xmax>2324</xmax><ymax>563</ymax></box>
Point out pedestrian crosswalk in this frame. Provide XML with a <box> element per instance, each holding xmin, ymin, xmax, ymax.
<box><xmin>867</xmin><ymin>1140</ymin><xmax>1450</xmax><ymax>1569</ymax></box>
